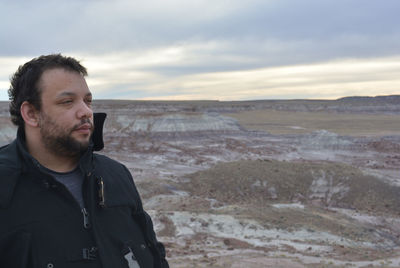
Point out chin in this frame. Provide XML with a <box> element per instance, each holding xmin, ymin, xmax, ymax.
<box><xmin>79</xmin><ymin>138</ymin><xmax>91</xmax><ymax>148</ymax></box>
<box><xmin>70</xmin><ymin>136</ymin><xmax>90</xmax><ymax>149</ymax></box>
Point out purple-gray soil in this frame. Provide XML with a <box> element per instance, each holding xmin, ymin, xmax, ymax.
<box><xmin>1</xmin><ymin>96</ymin><xmax>399</xmax><ymax>267</ymax></box>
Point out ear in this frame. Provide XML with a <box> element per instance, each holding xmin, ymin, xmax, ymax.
<box><xmin>20</xmin><ymin>101</ymin><xmax>40</xmax><ymax>127</ymax></box>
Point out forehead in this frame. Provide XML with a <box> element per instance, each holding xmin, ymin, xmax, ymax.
<box><xmin>38</xmin><ymin>68</ymin><xmax>90</xmax><ymax>98</ymax></box>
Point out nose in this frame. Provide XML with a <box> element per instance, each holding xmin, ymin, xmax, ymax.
<box><xmin>76</xmin><ymin>100</ymin><xmax>93</xmax><ymax>119</ymax></box>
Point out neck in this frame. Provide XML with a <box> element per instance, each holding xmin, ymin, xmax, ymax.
<box><xmin>24</xmin><ymin>128</ymin><xmax>80</xmax><ymax>173</ymax></box>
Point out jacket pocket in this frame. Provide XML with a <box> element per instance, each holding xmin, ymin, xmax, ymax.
<box><xmin>122</xmin><ymin>240</ymin><xmax>154</xmax><ymax>268</ymax></box>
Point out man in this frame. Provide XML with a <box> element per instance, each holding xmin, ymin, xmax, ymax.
<box><xmin>0</xmin><ymin>54</ymin><xmax>169</xmax><ymax>267</ymax></box>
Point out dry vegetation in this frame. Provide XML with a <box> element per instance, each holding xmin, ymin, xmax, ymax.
<box><xmin>181</xmin><ymin>159</ymin><xmax>400</xmax><ymax>216</ymax></box>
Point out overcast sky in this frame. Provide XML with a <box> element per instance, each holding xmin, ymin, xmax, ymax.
<box><xmin>0</xmin><ymin>0</ymin><xmax>399</xmax><ymax>100</ymax></box>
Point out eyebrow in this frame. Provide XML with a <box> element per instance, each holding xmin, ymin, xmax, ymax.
<box><xmin>56</xmin><ymin>92</ymin><xmax>92</xmax><ymax>98</ymax></box>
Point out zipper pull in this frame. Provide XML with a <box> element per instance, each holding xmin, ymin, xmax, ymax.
<box><xmin>81</xmin><ymin>208</ymin><xmax>91</xmax><ymax>229</ymax></box>
<box><xmin>98</xmin><ymin>177</ymin><xmax>106</xmax><ymax>208</ymax></box>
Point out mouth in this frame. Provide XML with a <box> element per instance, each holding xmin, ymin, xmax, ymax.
<box><xmin>73</xmin><ymin>123</ymin><xmax>93</xmax><ymax>135</ymax></box>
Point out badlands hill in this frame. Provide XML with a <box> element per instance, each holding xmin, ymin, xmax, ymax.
<box><xmin>0</xmin><ymin>95</ymin><xmax>400</xmax><ymax>267</ymax></box>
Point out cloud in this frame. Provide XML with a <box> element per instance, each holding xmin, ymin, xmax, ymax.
<box><xmin>1</xmin><ymin>0</ymin><xmax>399</xmax><ymax>59</ymax></box>
<box><xmin>81</xmin><ymin>53</ymin><xmax>400</xmax><ymax>100</ymax></box>
<box><xmin>0</xmin><ymin>0</ymin><xmax>399</xmax><ymax>100</ymax></box>
<box><xmin>0</xmin><ymin>0</ymin><xmax>249</xmax><ymax>55</ymax></box>
<box><xmin>1</xmin><ymin>47</ymin><xmax>399</xmax><ymax>101</ymax></box>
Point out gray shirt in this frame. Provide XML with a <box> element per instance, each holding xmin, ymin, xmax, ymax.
<box><xmin>43</xmin><ymin>165</ymin><xmax>85</xmax><ymax>208</ymax></box>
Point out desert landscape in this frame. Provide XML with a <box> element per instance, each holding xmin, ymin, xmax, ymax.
<box><xmin>1</xmin><ymin>95</ymin><xmax>400</xmax><ymax>267</ymax></box>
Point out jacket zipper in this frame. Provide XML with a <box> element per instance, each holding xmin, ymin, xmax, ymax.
<box><xmin>82</xmin><ymin>207</ymin><xmax>91</xmax><ymax>229</ymax></box>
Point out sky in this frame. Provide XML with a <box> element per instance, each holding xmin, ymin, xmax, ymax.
<box><xmin>0</xmin><ymin>0</ymin><xmax>399</xmax><ymax>101</ymax></box>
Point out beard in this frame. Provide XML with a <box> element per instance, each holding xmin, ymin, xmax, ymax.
<box><xmin>38</xmin><ymin>113</ymin><xmax>93</xmax><ymax>157</ymax></box>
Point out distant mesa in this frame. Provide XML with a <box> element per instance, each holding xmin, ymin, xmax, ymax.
<box><xmin>337</xmin><ymin>95</ymin><xmax>400</xmax><ymax>103</ymax></box>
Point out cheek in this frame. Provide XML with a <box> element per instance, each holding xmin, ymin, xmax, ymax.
<box><xmin>56</xmin><ymin>112</ymin><xmax>75</xmax><ymax>125</ymax></box>
<box><xmin>47</xmin><ymin>117</ymin><xmax>72</xmax><ymax>132</ymax></box>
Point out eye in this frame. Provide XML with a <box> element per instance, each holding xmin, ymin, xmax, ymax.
<box><xmin>60</xmin><ymin>99</ymin><xmax>73</xmax><ymax>105</ymax></box>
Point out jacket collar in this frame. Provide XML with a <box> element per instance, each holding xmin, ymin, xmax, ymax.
<box><xmin>0</xmin><ymin>113</ymin><xmax>107</xmax><ymax>208</ymax></box>
<box><xmin>92</xmin><ymin>112</ymin><xmax>107</xmax><ymax>151</ymax></box>
<box><xmin>78</xmin><ymin>112</ymin><xmax>107</xmax><ymax>174</ymax></box>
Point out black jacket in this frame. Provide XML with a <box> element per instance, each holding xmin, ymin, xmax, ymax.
<box><xmin>0</xmin><ymin>113</ymin><xmax>169</xmax><ymax>268</ymax></box>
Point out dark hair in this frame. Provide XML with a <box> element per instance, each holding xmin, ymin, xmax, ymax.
<box><xmin>8</xmin><ymin>54</ymin><xmax>88</xmax><ymax>128</ymax></box>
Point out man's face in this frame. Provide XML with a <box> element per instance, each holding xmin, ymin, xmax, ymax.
<box><xmin>37</xmin><ymin>68</ymin><xmax>93</xmax><ymax>157</ymax></box>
